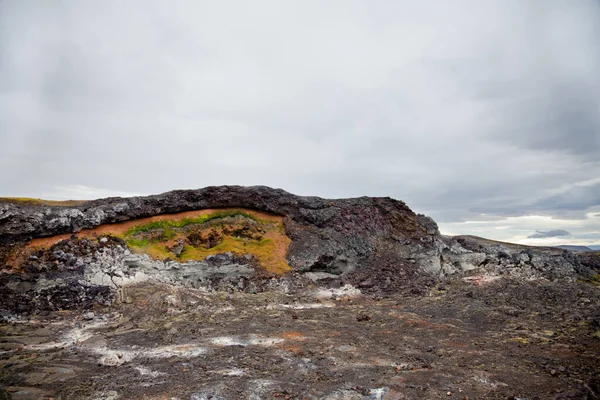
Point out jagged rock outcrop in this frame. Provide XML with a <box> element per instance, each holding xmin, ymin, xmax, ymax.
<box><xmin>1</xmin><ymin>186</ymin><xmax>597</xmax><ymax>316</ymax></box>
<box><xmin>0</xmin><ymin>235</ymin><xmax>264</xmax><ymax>315</ymax></box>
<box><xmin>0</xmin><ymin>185</ymin><xmax>439</xmax><ymax>276</ymax></box>
<box><xmin>0</xmin><ymin>186</ymin><xmax>442</xmax><ymax>314</ymax></box>
<box><xmin>437</xmin><ymin>235</ymin><xmax>597</xmax><ymax>280</ymax></box>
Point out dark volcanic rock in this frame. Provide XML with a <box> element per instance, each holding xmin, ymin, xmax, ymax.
<box><xmin>0</xmin><ymin>274</ymin><xmax>114</xmax><ymax>316</ymax></box>
<box><xmin>438</xmin><ymin>235</ymin><xmax>596</xmax><ymax>280</ymax></box>
<box><xmin>0</xmin><ymin>385</ymin><xmax>10</xmax><ymax>400</ymax></box>
<box><xmin>578</xmin><ymin>251</ymin><xmax>600</xmax><ymax>272</ymax></box>
<box><xmin>0</xmin><ymin>186</ymin><xmax>439</xmax><ymax>278</ymax></box>
<box><xmin>0</xmin><ymin>186</ymin><xmax>595</xmax><ymax>316</ymax></box>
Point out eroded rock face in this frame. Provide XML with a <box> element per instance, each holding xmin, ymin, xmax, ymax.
<box><xmin>1</xmin><ymin>186</ymin><xmax>597</xmax><ymax>316</ymax></box>
<box><xmin>0</xmin><ymin>186</ymin><xmax>438</xmax><ymax>278</ymax></box>
<box><xmin>0</xmin><ymin>236</ymin><xmax>267</xmax><ymax>315</ymax></box>
<box><xmin>437</xmin><ymin>235</ymin><xmax>597</xmax><ymax>281</ymax></box>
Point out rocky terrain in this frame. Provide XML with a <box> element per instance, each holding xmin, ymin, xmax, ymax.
<box><xmin>0</xmin><ymin>186</ymin><xmax>599</xmax><ymax>400</ymax></box>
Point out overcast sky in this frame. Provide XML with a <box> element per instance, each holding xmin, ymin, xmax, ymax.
<box><xmin>1</xmin><ymin>0</ymin><xmax>599</xmax><ymax>246</ymax></box>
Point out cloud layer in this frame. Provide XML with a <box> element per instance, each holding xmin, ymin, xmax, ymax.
<box><xmin>1</xmin><ymin>1</ymin><xmax>599</xmax><ymax>246</ymax></box>
<box><xmin>528</xmin><ymin>230</ymin><xmax>571</xmax><ymax>239</ymax></box>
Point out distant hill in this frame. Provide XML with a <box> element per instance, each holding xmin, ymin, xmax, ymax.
<box><xmin>555</xmin><ymin>245</ymin><xmax>593</xmax><ymax>252</ymax></box>
<box><xmin>589</xmin><ymin>245</ymin><xmax>600</xmax><ymax>251</ymax></box>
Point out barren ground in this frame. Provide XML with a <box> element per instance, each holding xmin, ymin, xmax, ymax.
<box><xmin>1</xmin><ymin>279</ymin><xmax>599</xmax><ymax>400</ymax></box>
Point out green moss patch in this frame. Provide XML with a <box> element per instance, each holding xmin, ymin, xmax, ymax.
<box><xmin>121</xmin><ymin>209</ymin><xmax>291</xmax><ymax>275</ymax></box>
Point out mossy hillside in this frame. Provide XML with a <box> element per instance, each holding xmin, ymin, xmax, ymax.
<box><xmin>0</xmin><ymin>197</ymin><xmax>87</xmax><ymax>207</ymax></box>
<box><xmin>124</xmin><ymin>210</ymin><xmax>268</xmax><ymax>236</ymax></box>
<box><xmin>121</xmin><ymin>210</ymin><xmax>291</xmax><ymax>275</ymax></box>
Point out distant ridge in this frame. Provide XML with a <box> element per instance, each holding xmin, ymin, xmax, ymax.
<box><xmin>555</xmin><ymin>245</ymin><xmax>593</xmax><ymax>252</ymax></box>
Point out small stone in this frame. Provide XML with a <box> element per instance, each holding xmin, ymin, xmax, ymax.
<box><xmin>550</xmin><ymin>369</ymin><xmax>557</xmax><ymax>375</ymax></box>
<box><xmin>99</xmin><ymin>237</ymin><xmax>108</xmax><ymax>243</ymax></box>
<box><xmin>171</xmin><ymin>241</ymin><xmax>185</xmax><ymax>257</ymax></box>
<box><xmin>83</xmin><ymin>311</ymin><xmax>95</xmax><ymax>320</ymax></box>
<box><xmin>447</xmin><ymin>391</ymin><xmax>452</xmax><ymax>396</ymax></box>
<box><xmin>356</xmin><ymin>314</ymin><xmax>371</xmax><ymax>322</ymax></box>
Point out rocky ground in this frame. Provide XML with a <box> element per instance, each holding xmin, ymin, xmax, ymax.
<box><xmin>1</xmin><ymin>278</ymin><xmax>599</xmax><ymax>400</ymax></box>
<box><xmin>1</xmin><ymin>187</ymin><xmax>599</xmax><ymax>399</ymax></box>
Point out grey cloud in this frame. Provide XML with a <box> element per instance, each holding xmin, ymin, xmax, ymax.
<box><xmin>528</xmin><ymin>229</ymin><xmax>571</xmax><ymax>239</ymax></box>
<box><xmin>575</xmin><ymin>232</ymin><xmax>600</xmax><ymax>241</ymax></box>
<box><xmin>1</xmin><ymin>0</ymin><xmax>600</xmax><ymax>244</ymax></box>
<box><xmin>531</xmin><ymin>184</ymin><xmax>600</xmax><ymax>216</ymax></box>
<box><xmin>485</xmin><ymin>81</ymin><xmax>600</xmax><ymax>157</ymax></box>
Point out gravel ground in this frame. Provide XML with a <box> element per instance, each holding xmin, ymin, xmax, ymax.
<box><xmin>1</xmin><ymin>279</ymin><xmax>599</xmax><ymax>400</ymax></box>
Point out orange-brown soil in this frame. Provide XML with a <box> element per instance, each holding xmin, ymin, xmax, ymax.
<box><xmin>20</xmin><ymin>208</ymin><xmax>292</xmax><ymax>275</ymax></box>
